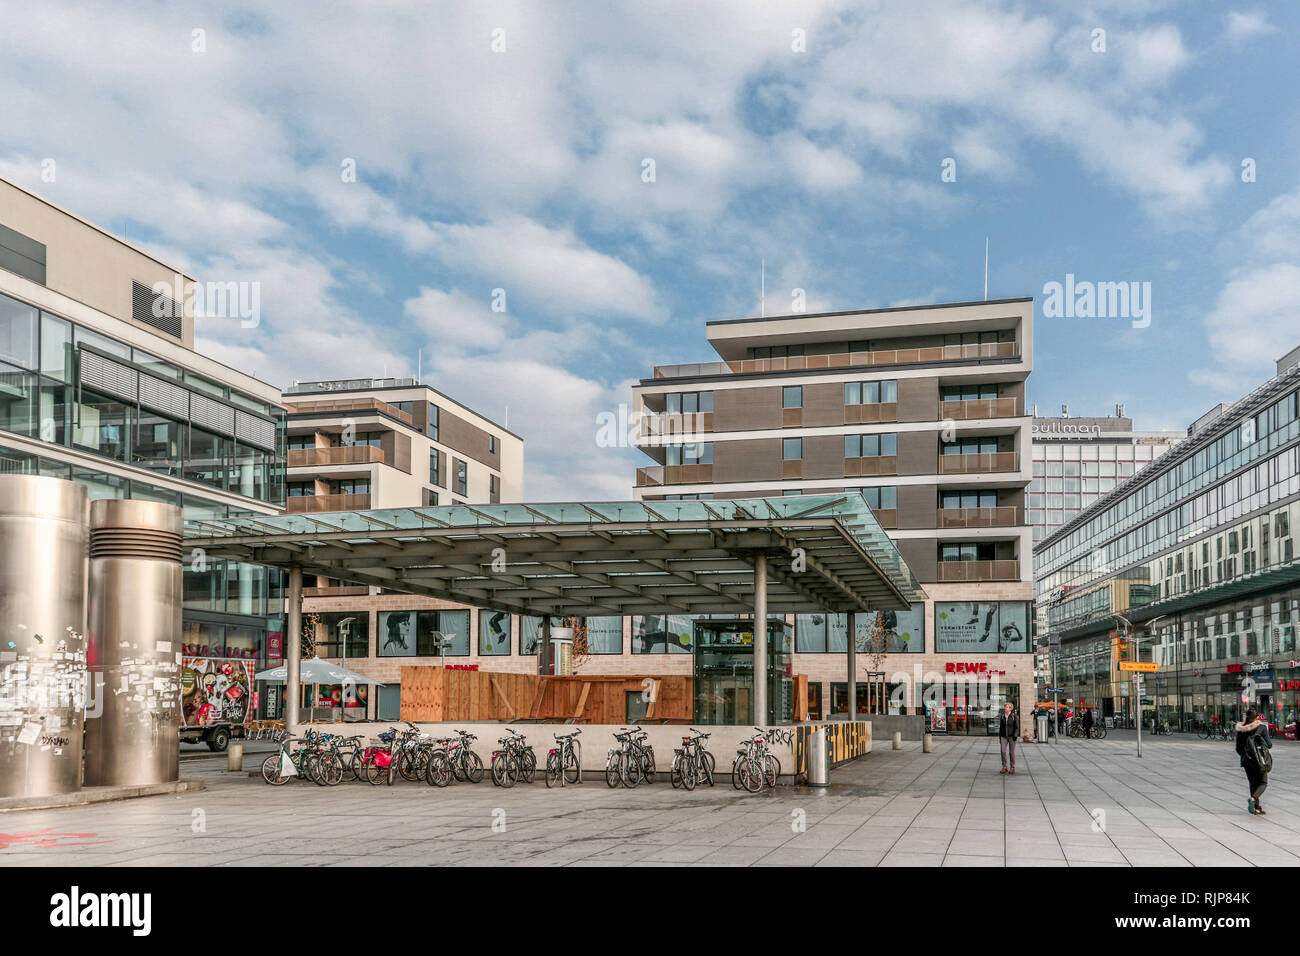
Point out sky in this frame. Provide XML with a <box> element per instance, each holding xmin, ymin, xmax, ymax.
<box><xmin>2</xmin><ymin>0</ymin><xmax>1298</xmax><ymax>500</ymax></box>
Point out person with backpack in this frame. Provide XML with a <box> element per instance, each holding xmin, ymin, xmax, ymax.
<box><xmin>1235</xmin><ymin>708</ymin><xmax>1273</xmax><ymax>815</ymax></box>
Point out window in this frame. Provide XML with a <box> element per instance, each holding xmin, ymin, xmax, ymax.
<box><xmin>287</xmin><ymin>434</ymin><xmax>316</xmax><ymax>451</ymax></box>
<box><xmin>933</xmin><ymin>601</ymin><xmax>1030</xmax><ymax>652</ymax></box>
<box><xmin>844</xmin><ymin>380</ymin><xmax>897</xmax><ymax>405</ymax></box>
<box><xmin>378</xmin><ymin>609</ymin><xmax>470</xmax><ymax>656</ymax></box>
<box><xmin>331</xmin><ymin>478</ymin><xmax>370</xmax><ymax>495</ymax></box>
<box><xmin>488</xmin><ymin>434</ymin><xmax>496</xmax><ymax>453</ymax></box>
<box><xmin>456</xmin><ymin>459</ymin><xmax>467</xmax><ymax>496</ymax></box>
<box><xmin>666</xmin><ymin>442</ymin><xmax>712</xmax><ymax>465</ymax></box>
<box><xmin>287</xmin><ymin>481</ymin><xmax>315</xmax><ymax>497</ymax></box>
<box><xmin>632</xmin><ymin>614</ymin><xmax>695</xmax><ymax>653</ymax></box>
<box><xmin>783</xmin><ymin>386</ymin><xmax>802</xmax><ymax>408</ymax></box>
<box><xmin>427</xmin><ymin>403</ymin><xmax>440</xmax><ymax>441</ymax></box>
<box><xmin>584</xmin><ymin>616</ymin><xmax>624</xmax><ymax>654</ymax></box>
<box><xmin>478</xmin><ymin>610</ymin><xmax>512</xmax><ymax>656</ymax></box>
<box><xmin>429</xmin><ymin>448</ymin><xmax>441</xmax><ymax>485</ymax></box>
<box><xmin>132</xmin><ymin>410</ymin><xmax>183</xmax><ymax>477</ymax></box>
<box><xmin>0</xmin><ymin>294</ymin><xmax>38</xmax><ymax>369</ymax></box>
<box><xmin>854</xmin><ymin>486</ymin><xmax>897</xmax><ymax>509</ymax></box>
<box><xmin>72</xmin><ymin>388</ymin><xmax>132</xmax><ymax>463</ymax></box>
<box><xmin>313</xmin><ymin>612</ymin><xmax>369</xmax><ymax>658</ymax></box>
<box><xmin>665</xmin><ymin>391</ymin><xmax>714</xmax><ymax>414</ymax></box>
<box><xmin>783</xmin><ymin>438</ymin><xmax>802</xmax><ymax>460</ymax></box>
<box><xmin>845</xmin><ymin>433</ymin><xmax>897</xmax><ymax>457</ymax></box>
<box><xmin>490</xmin><ymin>474</ymin><xmax>499</xmax><ymax>497</ymax></box>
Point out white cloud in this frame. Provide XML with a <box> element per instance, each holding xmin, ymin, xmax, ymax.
<box><xmin>404</xmin><ymin>287</ymin><xmax>509</xmax><ymax>352</ymax></box>
<box><xmin>1225</xmin><ymin>10</ymin><xmax>1276</xmax><ymax>44</ymax></box>
<box><xmin>1120</xmin><ymin>24</ymin><xmax>1192</xmax><ymax>87</ymax></box>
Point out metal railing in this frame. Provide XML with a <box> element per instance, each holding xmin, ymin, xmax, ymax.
<box><xmin>936</xmin><ymin>559</ymin><xmax>1020</xmax><ymax>582</ymax></box>
<box><xmin>653</xmin><ymin>342</ymin><xmax>1019</xmax><ymax>379</ymax></box>
<box><xmin>937</xmin><ymin>506</ymin><xmax>1018</xmax><ymax>528</ymax></box>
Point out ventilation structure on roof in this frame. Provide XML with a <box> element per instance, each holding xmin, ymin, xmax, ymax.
<box><xmin>132</xmin><ymin>279</ymin><xmax>183</xmax><ymax>339</ymax></box>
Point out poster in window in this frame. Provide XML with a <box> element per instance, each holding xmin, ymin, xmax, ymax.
<box><xmin>996</xmin><ymin>602</ymin><xmax>1030</xmax><ymax>653</ymax></box>
<box><xmin>857</xmin><ymin>603</ymin><xmax>925</xmax><ymax>654</ymax></box>
<box><xmin>379</xmin><ymin>610</ymin><xmax>416</xmax><ymax>656</ymax></box>
<box><xmin>934</xmin><ymin>602</ymin><xmax>1001</xmax><ymax>652</ymax></box>
<box><xmin>479</xmin><ymin>610</ymin><xmax>511</xmax><ymax>655</ymax></box>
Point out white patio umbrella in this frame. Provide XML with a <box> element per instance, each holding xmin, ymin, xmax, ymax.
<box><xmin>258</xmin><ymin>658</ymin><xmax>381</xmax><ymax>723</ymax></box>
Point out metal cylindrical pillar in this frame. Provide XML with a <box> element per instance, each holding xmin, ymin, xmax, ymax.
<box><xmin>0</xmin><ymin>475</ymin><xmax>89</xmax><ymax>798</ymax></box>
<box><xmin>286</xmin><ymin>567</ymin><xmax>303</xmax><ymax>732</ymax></box>
<box><xmin>83</xmin><ymin>499</ymin><xmax>183</xmax><ymax>787</ymax></box>
<box><xmin>753</xmin><ymin>556</ymin><xmax>768</xmax><ymax>726</ymax></box>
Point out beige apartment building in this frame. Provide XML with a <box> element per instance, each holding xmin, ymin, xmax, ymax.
<box><xmin>629</xmin><ymin>298</ymin><xmax>1038</xmax><ymax>732</ymax></box>
<box><xmin>285</xmin><ymin>377</ymin><xmax>526</xmax><ymax>719</ymax></box>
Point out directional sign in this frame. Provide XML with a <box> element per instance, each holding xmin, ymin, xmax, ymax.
<box><xmin>1119</xmin><ymin>661</ymin><xmax>1158</xmax><ymax>672</ymax></box>
<box><xmin>1047</xmin><ymin>687</ymin><xmax>1065</xmax><ymax>694</ymax></box>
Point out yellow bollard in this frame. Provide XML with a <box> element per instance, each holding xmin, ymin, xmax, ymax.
<box><xmin>227</xmin><ymin>742</ymin><xmax>244</xmax><ymax>772</ymax></box>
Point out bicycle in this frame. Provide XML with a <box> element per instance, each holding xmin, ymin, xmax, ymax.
<box><xmin>1197</xmin><ymin>718</ymin><xmax>1231</xmax><ymax>741</ymax></box>
<box><xmin>443</xmin><ymin>729</ymin><xmax>485</xmax><ymax>783</ymax></box>
<box><xmin>547</xmin><ymin>729</ymin><xmax>582</xmax><ymax>788</ymax></box>
<box><xmin>491</xmin><ymin>729</ymin><xmax>537</xmax><ymax>787</ymax></box>
<box><xmin>731</xmin><ymin>728</ymin><xmax>779</xmax><ymax>793</ymax></box>
<box><xmin>670</xmin><ymin>729</ymin><xmax>714</xmax><ymax>791</ymax></box>
<box><xmin>605</xmin><ymin>727</ymin><xmax>655</xmax><ymax>788</ymax></box>
<box><xmin>260</xmin><ymin>731</ymin><xmax>340</xmax><ymax>786</ymax></box>
<box><xmin>1152</xmin><ymin>719</ymin><xmax>1173</xmax><ymax>736</ymax></box>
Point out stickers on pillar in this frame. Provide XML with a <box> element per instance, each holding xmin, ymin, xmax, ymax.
<box><xmin>17</xmin><ymin>722</ymin><xmax>42</xmax><ymax>746</ymax></box>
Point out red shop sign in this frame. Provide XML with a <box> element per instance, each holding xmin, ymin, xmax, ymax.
<box><xmin>1279</xmin><ymin>680</ymin><xmax>1300</xmax><ymax>692</ymax></box>
<box><xmin>945</xmin><ymin>662</ymin><xmax>1007</xmax><ymax>676</ymax></box>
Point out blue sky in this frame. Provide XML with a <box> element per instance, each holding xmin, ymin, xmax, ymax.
<box><xmin>2</xmin><ymin>1</ymin><xmax>1298</xmax><ymax>498</ymax></box>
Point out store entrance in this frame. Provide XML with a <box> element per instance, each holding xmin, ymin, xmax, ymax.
<box><xmin>927</xmin><ymin>682</ymin><xmax>1019</xmax><ymax>735</ymax></box>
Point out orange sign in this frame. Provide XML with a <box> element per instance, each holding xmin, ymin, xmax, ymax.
<box><xmin>1119</xmin><ymin>661</ymin><xmax>1158</xmax><ymax>673</ymax></box>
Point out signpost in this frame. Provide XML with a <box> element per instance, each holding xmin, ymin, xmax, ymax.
<box><xmin>1122</xmin><ymin>662</ymin><xmax>1158</xmax><ymax>758</ymax></box>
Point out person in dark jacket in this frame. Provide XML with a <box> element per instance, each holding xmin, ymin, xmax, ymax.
<box><xmin>1235</xmin><ymin>708</ymin><xmax>1273</xmax><ymax>815</ymax></box>
<box><xmin>998</xmin><ymin>701</ymin><xmax>1020</xmax><ymax>774</ymax></box>
<box><xmin>1082</xmin><ymin>708</ymin><xmax>1094</xmax><ymax>739</ymax></box>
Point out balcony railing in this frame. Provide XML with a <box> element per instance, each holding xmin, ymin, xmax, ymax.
<box><xmin>844</xmin><ymin>402</ymin><xmax>898</xmax><ymax>424</ymax></box>
<box><xmin>653</xmin><ymin>342</ymin><xmax>1019</xmax><ymax>379</ymax></box>
<box><xmin>288</xmin><ymin>445</ymin><xmax>387</xmax><ymax>468</ymax></box>
<box><xmin>937</xmin><ymin>559</ymin><xmax>1020</xmax><ymax>582</ymax></box>
<box><xmin>844</xmin><ymin>456</ymin><xmax>898</xmax><ymax>477</ymax></box>
<box><xmin>636</xmin><ymin>464</ymin><xmax>714</xmax><ymax>486</ymax></box>
<box><xmin>938</xmin><ymin>452</ymin><xmax>1019</xmax><ymax>474</ymax></box>
<box><xmin>939</xmin><ymin>397</ymin><xmax>1020</xmax><ymax>420</ymax></box>
<box><xmin>637</xmin><ymin>410</ymin><xmax>713</xmax><ymax>439</ymax></box>
<box><xmin>284</xmin><ymin>397</ymin><xmax>415</xmax><ymax>427</ymax></box>
<box><xmin>285</xmin><ymin>493</ymin><xmax>372</xmax><ymax>514</ymax></box>
<box><xmin>937</xmin><ymin>506</ymin><xmax>1018</xmax><ymax>528</ymax></box>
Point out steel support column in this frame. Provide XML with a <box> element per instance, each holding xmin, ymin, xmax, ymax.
<box><xmin>847</xmin><ymin>610</ymin><xmax>857</xmax><ymax>720</ymax></box>
<box><xmin>287</xmin><ymin>566</ymin><xmax>303</xmax><ymax>732</ymax></box>
<box><xmin>753</xmin><ymin>555</ymin><xmax>768</xmax><ymax>726</ymax></box>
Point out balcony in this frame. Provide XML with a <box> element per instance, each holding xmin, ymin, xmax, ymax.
<box><xmin>937</xmin><ymin>506</ymin><xmax>1018</xmax><ymax>528</ymax></box>
<box><xmin>844</xmin><ymin>402</ymin><xmax>898</xmax><ymax>424</ymax></box>
<box><xmin>288</xmin><ymin>445</ymin><xmax>388</xmax><ymax>468</ymax></box>
<box><xmin>636</xmin><ymin>464</ymin><xmax>714</xmax><ymax>487</ymax></box>
<box><xmin>286</xmin><ymin>493</ymin><xmax>372</xmax><ymax>514</ymax></box>
<box><xmin>638</xmin><ymin>410</ymin><xmax>713</xmax><ymax>439</ymax></box>
<box><xmin>653</xmin><ymin>341</ymin><xmax>1019</xmax><ymax>379</ymax></box>
<box><xmin>844</xmin><ymin>456</ymin><xmax>898</xmax><ymax>477</ymax></box>
<box><xmin>937</xmin><ymin>559</ymin><xmax>1020</xmax><ymax>582</ymax></box>
<box><xmin>938</xmin><ymin>452</ymin><xmax>1019</xmax><ymax>474</ymax></box>
<box><xmin>284</xmin><ymin>397</ymin><xmax>415</xmax><ymax>427</ymax></box>
<box><xmin>939</xmin><ymin>397</ymin><xmax>1020</xmax><ymax>420</ymax></box>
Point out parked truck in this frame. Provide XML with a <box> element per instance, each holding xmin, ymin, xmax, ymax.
<box><xmin>178</xmin><ymin>657</ymin><xmax>257</xmax><ymax>752</ymax></box>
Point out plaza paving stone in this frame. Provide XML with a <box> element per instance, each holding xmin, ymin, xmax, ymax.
<box><xmin>1</xmin><ymin>732</ymin><xmax>1296</xmax><ymax>867</ymax></box>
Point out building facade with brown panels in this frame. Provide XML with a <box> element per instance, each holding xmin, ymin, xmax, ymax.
<box><xmin>630</xmin><ymin>299</ymin><xmax>1039</xmax><ymax>731</ymax></box>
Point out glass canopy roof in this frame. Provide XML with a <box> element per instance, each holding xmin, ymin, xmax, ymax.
<box><xmin>186</xmin><ymin>493</ymin><xmax>925</xmax><ymax>616</ymax></box>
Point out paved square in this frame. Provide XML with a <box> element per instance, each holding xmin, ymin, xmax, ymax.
<box><xmin>2</xmin><ymin>733</ymin><xmax>1295</xmax><ymax>867</ymax></box>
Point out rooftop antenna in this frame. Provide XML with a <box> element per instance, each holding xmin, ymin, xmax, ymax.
<box><xmin>504</xmin><ymin>404</ymin><xmax>509</xmax><ymax>429</ymax></box>
<box><xmin>418</xmin><ymin>348</ymin><xmax>422</xmax><ymax>385</ymax></box>
<box><xmin>760</xmin><ymin>258</ymin><xmax>765</xmax><ymax>317</ymax></box>
<box><xmin>983</xmin><ymin>237</ymin><xmax>989</xmax><ymax>300</ymax></box>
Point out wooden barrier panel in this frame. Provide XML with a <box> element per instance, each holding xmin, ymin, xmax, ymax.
<box><xmin>399</xmin><ymin>667</ymin><xmax>692</xmax><ymax>724</ymax></box>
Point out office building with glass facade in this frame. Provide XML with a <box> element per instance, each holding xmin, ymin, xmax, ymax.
<box><xmin>1036</xmin><ymin>347</ymin><xmax>1300</xmax><ymax>733</ymax></box>
<box><xmin>0</xmin><ymin>176</ymin><xmax>287</xmax><ymax>699</ymax></box>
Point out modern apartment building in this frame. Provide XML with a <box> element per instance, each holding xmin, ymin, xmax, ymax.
<box><xmin>1030</xmin><ymin>407</ymin><xmax>1185</xmax><ymax>546</ymax></box>
<box><xmin>284</xmin><ymin>377</ymin><xmax>525</xmax><ymax>719</ymax></box>
<box><xmin>628</xmin><ymin>298</ymin><xmax>1038</xmax><ymax>732</ymax></box>
<box><xmin>0</xmin><ymin>176</ymin><xmax>288</xmax><ymax>685</ymax></box>
<box><xmin>1036</xmin><ymin>346</ymin><xmax>1300</xmax><ymax>731</ymax></box>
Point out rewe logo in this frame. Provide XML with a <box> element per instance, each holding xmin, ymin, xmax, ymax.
<box><xmin>49</xmin><ymin>886</ymin><xmax>151</xmax><ymax>936</ymax></box>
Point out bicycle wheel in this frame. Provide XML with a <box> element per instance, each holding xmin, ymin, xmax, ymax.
<box><xmin>562</xmin><ymin>748</ymin><xmax>580</xmax><ymax>785</ymax></box>
<box><xmin>731</xmin><ymin>755</ymin><xmax>745</xmax><ymax>790</ymax></box>
<box><xmin>1095</xmin><ymin>725</ymin><xmax>1108</xmax><ymax>740</ymax></box>
<box><xmin>1197</xmin><ymin>724</ymin><xmax>1210</xmax><ymax>740</ymax></box>
<box><xmin>670</xmin><ymin>752</ymin><xmax>683</xmax><ymax>789</ymax></box>
<box><xmin>425</xmin><ymin>751</ymin><xmax>452</xmax><ymax>788</ymax></box>
<box><xmin>621</xmin><ymin>751</ymin><xmax>641</xmax><ymax>788</ymax></box>
<box><xmin>741</xmin><ymin>757</ymin><xmax>762</xmax><ymax>793</ymax></box>
<box><xmin>701</xmin><ymin>750</ymin><xmax>715</xmax><ymax>787</ymax></box>
<box><xmin>492</xmin><ymin>753</ymin><xmax>516</xmax><ymax>788</ymax></box>
<box><xmin>763</xmin><ymin>753</ymin><xmax>779</xmax><ymax>789</ymax></box>
<box><xmin>319</xmin><ymin>753</ymin><xmax>344</xmax><ymax>787</ymax></box>
<box><xmin>681</xmin><ymin>754</ymin><xmax>697</xmax><ymax>792</ymax></box>
<box><xmin>261</xmin><ymin>753</ymin><xmax>288</xmax><ymax>786</ymax></box>
<box><xmin>303</xmin><ymin>752</ymin><xmax>325</xmax><ymax>786</ymax></box>
<box><xmin>463</xmin><ymin>751</ymin><xmax>485</xmax><ymax>784</ymax></box>
<box><xmin>366</xmin><ymin>755</ymin><xmax>390</xmax><ymax>785</ymax></box>
<box><xmin>346</xmin><ymin>750</ymin><xmax>365</xmax><ymax>781</ymax></box>
<box><xmin>605</xmin><ymin>752</ymin><xmax>622</xmax><ymax>788</ymax></box>
<box><xmin>638</xmin><ymin>746</ymin><xmax>655</xmax><ymax>783</ymax></box>
<box><xmin>546</xmin><ymin>752</ymin><xmax>562</xmax><ymax>789</ymax></box>
<box><xmin>518</xmin><ymin>748</ymin><xmax>536</xmax><ymax>784</ymax></box>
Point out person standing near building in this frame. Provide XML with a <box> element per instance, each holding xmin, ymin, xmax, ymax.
<box><xmin>1082</xmin><ymin>707</ymin><xmax>1094</xmax><ymax>739</ymax></box>
<box><xmin>998</xmin><ymin>701</ymin><xmax>1020</xmax><ymax>774</ymax></box>
<box><xmin>1235</xmin><ymin>709</ymin><xmax>1273</xmax><ymax>815</ymax></box>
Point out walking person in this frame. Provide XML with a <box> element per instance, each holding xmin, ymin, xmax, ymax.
<box><xmin>998</xmin><ymin>701</ymin><xmax>1019</xmax><ymax>774</ymax></box>
<box><xmin>1082</xmin><ymin>707</ymin><xmax>1094</xmax><ymax>739</ymax></box>
<box><xmin>1235</xmin><ymin>708</ymin><xmax>1273</xmax><ymax>815</ymax></box>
